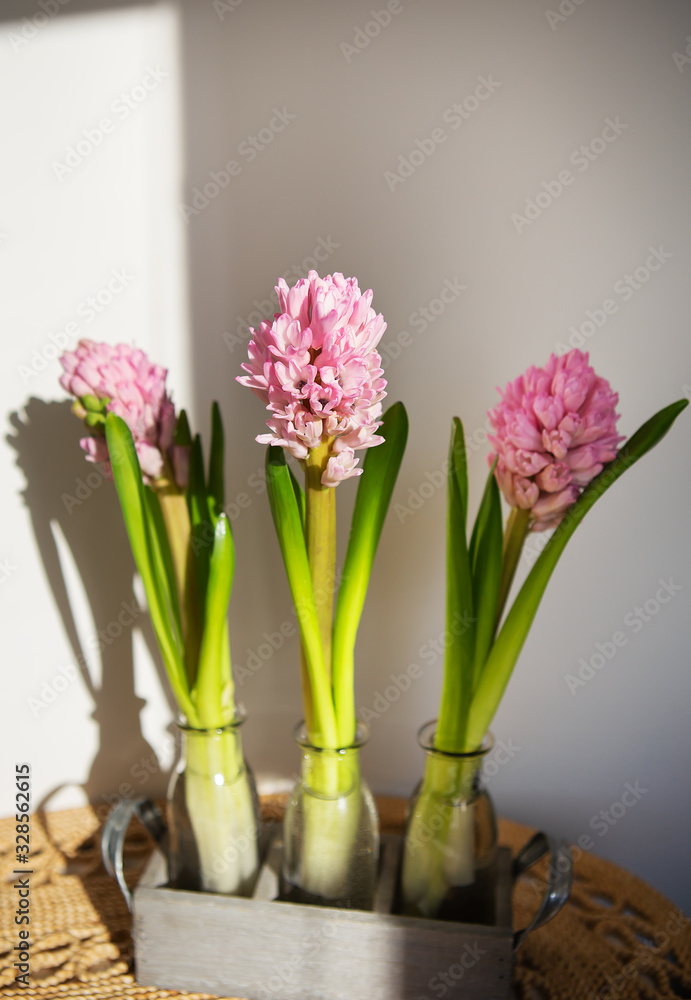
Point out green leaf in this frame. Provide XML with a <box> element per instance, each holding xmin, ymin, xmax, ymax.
<box><xmin>188</xmin><ymin>434</ymin><xmax>213</xmax><ymax>609</ymax></box>
<box><xmin>449</xmin><ymin>415</ymin><xmax>469</xmax><ymax>534</ymax></box>
<box><xmin>465</xmin><ymin>398</ymin><xmax>689</xmax><ymax>749</ymax></box>
<box><xmin>175</xmin><ymin>409</ymin><xmax>192</xmax><ymax>446</ymax></box>
<box><xmin>144</xmin><ymin>486</ymin><xmax>183</xmax><ymax>645</ymax></box>
<box><xmin>331</xmin><ymin>402</ymin><xmax>408</xmax><ymax>743</ymax></box>
<box><xmin>435</xmin><ymin>417</ymin><xmax>476</xmax><ymax>752</ymax></box>
<box><xmin>104</xmin><ymin>414</ymin><xmax>197</xmax><ymax>724</ymax></box>
<box><xmin>194</xmin><ymin>513</ymin><xmax>235</xmax><ymax>728</ymax></box>
<box><xmin>469</xmin><ymin>459</ymin><xmax>495</xmax><ymax>566</ymax></box>
<box><xmin>265</xmin><ymin>446</ymin><xmax>337</xmax><ymax>747</ymax></box>
<box><xmin>288</xmin><ymin>464</ymin><xmax>305</xmax><ymax>529</ymax></box>
<box><xmin>468</xmin><ymin>464</ymin><xmax>502</xmax><ymax>684</ymax></box>
<box><xmin>189</xmin><ymin>434</ymin><xmax>212</xmax><ymax>526</ymax></box>
<box><xmin>208</xmin><ymin>401</ymin><xmax>225</xmax><ymax>520</ymax></box>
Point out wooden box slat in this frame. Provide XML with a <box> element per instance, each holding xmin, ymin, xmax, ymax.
<box><xmin>132</xmin><ymin>833</ymin><xmax>513</xmax><ymax>1000</ymax></box>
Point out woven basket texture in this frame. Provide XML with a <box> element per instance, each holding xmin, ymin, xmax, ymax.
<box><xmin>1</xmin><ymin>797</ymin><xmax>689</xmax><ymax>999</ymax></box>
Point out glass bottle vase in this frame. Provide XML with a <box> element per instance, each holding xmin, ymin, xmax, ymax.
<box><xmin>167</xmin><ymin>713</ymin><xmax>261</xmax><ymax>896</ymax></box>
<box><xmin>399</xmin><ymin>721</ymin><xmax>497</xmax><ymax>924</ymax></box>
<box><xmin>281</xmin><ymin>722</ymin><xmax>379</xmax><ymax>910</ymax></box>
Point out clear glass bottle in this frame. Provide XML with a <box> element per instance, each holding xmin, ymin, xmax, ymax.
<box><xmin>167</xmin><ymin>712</ymin><xmax>261</xmax><ymax>896</ymax></box>
<box><xmin>399</xmin><ymin>721</ymin><xmax>497</xmax><ymax>924</ymax></box>
<box><xmin>281</xmin><ymin>722</ymin><xmax>379</xmax><ymax>910</ymax></box>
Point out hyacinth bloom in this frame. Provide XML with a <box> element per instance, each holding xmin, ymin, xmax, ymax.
<box><xmin>60</xmin><ymin>339</ymin><xmax>177</xmax><ymax>483</ymax></box>
<box><xmin>238</xmin><ymin>270</ymin><xmax>387</xmax><ymax>486</ymax></box>
<box><xmin>237</xmin><ymin>269</ymin><xmax>407</xmax><ymax>749</ymax></box>
<box><xmin>58</xmin><ymin>347</ymin><xmax>259</xmax><ymax>894</ymax></box>
<box><xmin>401</xmin><ymin>357</ymin><xmax>687</xmax><ymax>920</ymax></box>
<box><xmin>488</xmin><ymin>349</ymin><xmax>623</xmax><ymax>530</ymax></box>
<box><xmin>239</xmin><ymin>270</ymin><xmax>408</xmax><ymax>906</ymax></box>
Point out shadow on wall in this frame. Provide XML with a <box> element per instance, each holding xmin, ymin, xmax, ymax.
<box><xmin>7</xmin><ymin>398</ymin><xmax>176</xmax><ymax>817</ymax></box>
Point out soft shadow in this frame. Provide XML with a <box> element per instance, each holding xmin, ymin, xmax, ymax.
<box><xmin>7</xmin><ymin>398</ymin><xmax>176</xmax><ymax>811</ymax></box>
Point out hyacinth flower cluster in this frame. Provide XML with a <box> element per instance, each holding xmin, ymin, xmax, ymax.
<box><xmin>400</xmin><ymin>347</ymin><xmax>687</xmax><ymax>917</ymax></box>
<box><xmin>60</xmin><ymin>340</ymin><xmax>182</xmax><ymax>485</ymax></box>
<box><xmin>239</xmin><ymin>271</ymin><xmax>408</xmax><ymax>749</ymax></box>
<box><xmin>239</xmin><ymin>271</ymin><xmax>408</xmax><ymax>903</ymax></box>
<box><xmin>60</xmin><ymin>339</ymin><xmax>259</xmax><ymax>895</ymax></box>
<box><xmin>488</xmin><ymin>349</ymin><xmax>623</xmax><ymax>532</ymax></box>
<box><xmin>238</xmin><ymin>269</ymin><xmax>388</xmax><ymax>488</ymax></box>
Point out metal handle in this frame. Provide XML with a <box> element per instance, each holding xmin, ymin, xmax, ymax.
<box><xmin>100</xmin><ymin>797</ymin><xmax>167</xmax><ymax>911</ymax></box>
<box><xmin>512</xmin><ymin>831</ymin><xmax>572</xmax><ymax>950</ymax></box>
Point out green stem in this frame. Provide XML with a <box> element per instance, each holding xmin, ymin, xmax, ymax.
<box><xmin>435</xmin><ymin>654</ymin><xmax>469</xmax><ymax>752</ymax></box>
<box><xmin>288</xmin><ymin>441</ymin><xmax>381</xmax><ymax>905</ymax></box>
<box><xmin>495</xmin><ymin>507</ymin><xmax>531</xmax><ymax>630</ymax></box>
<box><xmin>299</xmin><ymin>643</ymin><xmax>315</xmax><ymax>737</ymax></box>
<box><xmin>435</xmin><ymin>462</ymin><xmax>475</xmax><ymax>754</ymax></box>
<box><xmin>303</xmin><ymin>442</ymin><xmax>336</xmax><ymax>748</ymax></box>
<box><xmin>304</xmin><ymin>444</ymin><xmax>336</xmax><ymax>676</ymax></box>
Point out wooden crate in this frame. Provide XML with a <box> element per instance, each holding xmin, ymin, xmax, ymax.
<box><xmin>131</xmin><ymin>833</ymin><xmax>514</xmax><ymax>1000</ymax></box>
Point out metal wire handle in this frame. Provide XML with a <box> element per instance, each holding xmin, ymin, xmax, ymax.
<box><xmin>512</xmin><ymin>831</ymin><xmax>573</xmax><ymax>950</ymax></box>
<box><xmin>101</xmin><ymin>797</ymin><xmax>167</xmax><ymax>911</ymax></box>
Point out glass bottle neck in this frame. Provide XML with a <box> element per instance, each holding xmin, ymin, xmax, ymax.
<box><xmin>293</xmin><ymin>722</ymin><xmax>368</xmax><ymax>800</ymax></box>
<box><xmin>418</xmin><ymin>723</ymin><xmax>492</xmax><ymax>801</ymax></box>
<box><xmin>177</xmin><ymin>723</ymin><xmax>246</xmax><ymax>783</ymax></box>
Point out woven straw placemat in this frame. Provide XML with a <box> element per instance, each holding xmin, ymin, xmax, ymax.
<box><xmin>0</xmin><ymin>797</ymin><xmax>689</xmax><ymax>999</ymax></box>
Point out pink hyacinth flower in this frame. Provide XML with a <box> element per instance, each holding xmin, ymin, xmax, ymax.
<box><xmin>237</xmin><ymin>270</ymin><xmax>387</xmax><ymax>486</ymax></box>
<box><xmin>488</xmin><ymin>349</ymin><xmax>623</xmax><ymax>531</ymax></box>
<box><xmin>60</xmin><ymin>339</ymin><xmax>180</xmax><ymax>485</ymax></box>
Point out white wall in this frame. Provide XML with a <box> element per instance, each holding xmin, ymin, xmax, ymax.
<box><xmin>2</xmin><ymin>0</ymin><xmax>690</xmax><ymax>913</ymax></box>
